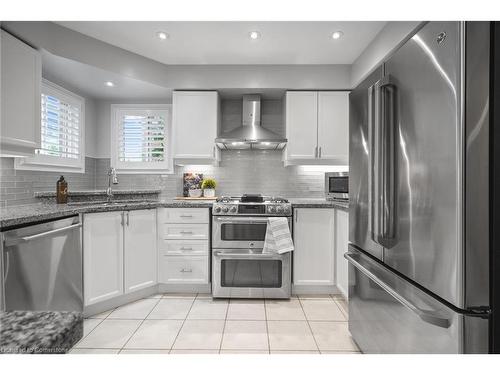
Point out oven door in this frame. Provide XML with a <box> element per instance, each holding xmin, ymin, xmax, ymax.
<box><xmin>212</xmin><ymin>216</ymin><xmax>291</xmax><ymax>249</ymax></box>
<box><xmin>212</xmin><ymin>249</ymin><xmax>291</xmax><ymax>299</ymax></box>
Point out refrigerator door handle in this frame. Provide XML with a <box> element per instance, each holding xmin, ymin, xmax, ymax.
<box><xmin>345</xmin><ymin>251</ymin><xmax>451</xmax><ymax>329</ymax></box>
<box><xmin>378</xmin><ymin>74</ymin><xmax>397</xmax><ymax>248</ymax></box>
<box><xmin>368</xmin><ymin>83</ymin><xmax>380</xmax><ymax>245</ymax></box>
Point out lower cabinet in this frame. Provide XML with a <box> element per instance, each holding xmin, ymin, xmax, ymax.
<box><xmin>293</xmin><ymin>208</ymin><xmax>335</xmax><ymax>286</ymax></box>
<box><xmin>158</xmin><ymin>208</ymin><xmax>210</xmax><ymax>285</ymax></box>
<box><xmin>334</xmin><ymin>209</ymin><xmax>349</xmax><ymax>297</ymax></box>
<box><xmin>83</xmin><ymin>209</ymin><xmax>157</xmax><ymax>306</ymax></box>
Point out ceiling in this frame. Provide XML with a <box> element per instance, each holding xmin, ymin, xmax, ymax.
<box><xmin>42</xmin><ymin>51</ymin><xmax>172</xmax><ymax>100</ymax></box>
<box><xmin>56</xmin><ymin>21</ymin><xmax>386</xmax><ymax>65</ymax></box>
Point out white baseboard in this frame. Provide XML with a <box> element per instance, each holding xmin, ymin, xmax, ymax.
<box><xmin>292</xmin><ymin>284</ymin><xmax>340</xmax><ymax>295</ymax></box>
<box><xmin>158</xmin><ymin>283</ymin><xmax>211</xmax><ymax>294</ymax></box>
<box><xmin>83</xmin><ymin>285</ymin><xmax>159</xmax><ymax>317</ymax></box>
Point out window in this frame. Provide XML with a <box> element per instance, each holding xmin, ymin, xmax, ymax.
<box><xmin>15</xmin><ymin>79</ymin><xmax>85</xmax><ymax>172</ymax></box>
<box><xmin>110</xmin><ymin>104</ymin><xmax>172</xmax><ymax>173</ymax></box>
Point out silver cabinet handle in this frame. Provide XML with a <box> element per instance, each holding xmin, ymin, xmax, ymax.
<box><xmin>180</xmin><ymin>268</ymin><xmax>193</xmax><ymax>273</ymax></box>
<box><xmin>4</xmin><ymin>223</ymin><xmax>82</xmax><ymax>247</ymax></box>
<box><xmin>318</xmin><ymin>147</ymin><xmax>322</xmax><ymax>158</ymax></box>
<box><xmin>180</xmin><ymin>215</ymin><xmax>193</xmax><ymax>218</ymax></box>
<box><xmin>180</xmin><ymin>246</ymin><xmax>193</xmax><ymax>250</ymax></box>
<box><xmin>314</xmin><ymin>146</ymin><xmax>318</xmax><ymax>158</ymax></box>
<box><xmin>344</xmin><ymin>251</ymin><xmax>450</xmax><ymax>328</ymax></box>
<box><xmin>126</xmin><ymin>211</ymin><xmax>130</xmax><ymax>226</ymax></box>
<box><xmin>180</xmin><ymin>230</ymin><xmax>193</xmax><ymax>234</ymax></box>
<box><xmin>121</xmin><ymin>212</ymin><xmax>125</xmax><ymax>226</ymax></box>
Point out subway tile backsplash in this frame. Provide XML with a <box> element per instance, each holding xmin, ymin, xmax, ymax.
<box><xmin>1</xmin><ymin>151</ymin><xmax>343</xmax><ymax>206</ymax></box>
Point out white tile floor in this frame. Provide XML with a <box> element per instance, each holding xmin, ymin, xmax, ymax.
<box><xmin>71</xmin><ymin>293</ymin><xmax>359</xmax><ymax>354</ymax></box>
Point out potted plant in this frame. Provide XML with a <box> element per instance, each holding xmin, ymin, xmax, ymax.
<box><xmin>201</xmin><ymin>178</ymin><xmax>217</xmax><ymax>198</ymax></box>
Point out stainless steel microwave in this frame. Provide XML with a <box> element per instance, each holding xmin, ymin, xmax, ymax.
<box><xmin>325</xmin><ymin>172</ymin><xmax>349</xmax><ymax>200</ymax></box>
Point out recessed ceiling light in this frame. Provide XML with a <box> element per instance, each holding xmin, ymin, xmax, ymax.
<box><xmin>156</xmin><ymin>31</ymin><xmax>169</xmax><ymax>40</ymax></box>
<box><xmin>249</xmin><ymin>31</ymin><xmax>261</xmax><ymax>40</ymax></box>
<box><xmin>332</xmin><ymin>31</ymin><xmax>344</xmax><ymax>40</ymax></box>
<box><xmin>105</xmin><ymin>81</ymin><xmax>115</xmax><ymax>87</ymax></box>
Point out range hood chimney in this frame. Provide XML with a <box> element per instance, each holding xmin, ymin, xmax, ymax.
<box><xmin>215</xmin><ymin>95</ymin><xmax>287</xmax><ymax>150</ymax></box>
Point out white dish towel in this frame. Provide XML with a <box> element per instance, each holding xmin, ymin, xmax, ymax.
<box><xmin>262</xmin><ymin>217</ymin><xmax>294</xmax><ymax>254</ymax></box>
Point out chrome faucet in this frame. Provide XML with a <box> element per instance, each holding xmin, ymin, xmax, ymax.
<box><xmin>106</xmin><ymin>167</ymin><xmax>118</xmax><ymax>201</ymax></box>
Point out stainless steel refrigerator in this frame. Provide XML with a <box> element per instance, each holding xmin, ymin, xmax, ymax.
<box><xmin>347</xmin><ymin>21</ymin><xmax>491</xmax><ymax>353</ymax></box>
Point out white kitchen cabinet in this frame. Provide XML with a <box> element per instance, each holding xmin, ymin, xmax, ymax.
<box><xmin>293</xmin><ymin>208</ymin><xmax>335</xmax><ymax>286</ymax></box>
<box><xmin>83</xmin><ymin>212</ymin><xmax>124</xmax><ymax>306</ymax></box>
<box><xmin>284</xmin><ymin>91</ymin><xmax>318</xmax><ymax>160</ymax></box>
<box><xmin>318</xmin><ymin>92</ymin><xmax>349</xmax><ymax>163</ymax></box>
<box><xmin>124</xmin><ymin>209</ymin><xmax>157</xmax><ymax>293</ymax></box>
<box><xmin>284</xmin><ymin>91</ymin><xmax>349</xmax><ymax>165</ymax></box>
<box><xmin>0</xmin><ymin>30</ymin><xmax>41</xmax><ymax>157</ymax></box>
<box><xmin>334</xmin><ymin>208</ymin><xmax>349</xmax><ymax>297</ymax></box>
<box><xmin>172</xmin><ymin>91</ymin><xmax>220</xmax><ymax>165</ymax></box>
<box><xmin>158</xmin><ymin>208</ymin><xmax>210</xmax><ymax>285</ymax></box>
<box><xmin>84</xmin><ymin>209</ymin><xmax>157</xmax><ymax>306</ymax></box>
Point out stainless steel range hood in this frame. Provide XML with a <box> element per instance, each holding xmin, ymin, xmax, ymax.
<box><xmin>215</xmin><ymin>94</ymin><xmax>287</xmax><ymax>150</ymax></box>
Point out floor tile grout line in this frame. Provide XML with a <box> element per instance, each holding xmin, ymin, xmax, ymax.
<box><xmin>298</xmin><ymin>298</ymin><xmax>321</xmax><ymax>352</ymax></box>
<box><xmin>168</xmin><ymin>293</ymin><xmax>198</xmax><ymax>354</ymax></box>
<box><xmin>117</xmin><ymin>297</ymin><xmax>162</xmax><ymax>353</ymax></box>
<box><xmin>218</xmin><ymin>298</ymin><xmax>230</xmax><ymax>353</ymax></box>
<box><xmin>264</xmin><ymin>299</ymin><xmax>271</xmax><ymax>354</ymax></box>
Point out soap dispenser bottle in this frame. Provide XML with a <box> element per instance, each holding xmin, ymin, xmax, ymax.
<box><xmin>56</xmin><ymin>175</ymin><xmax>68</xmax><ymax>204</ymax></box>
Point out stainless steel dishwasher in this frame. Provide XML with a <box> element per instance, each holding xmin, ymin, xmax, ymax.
<box><xmin>1</xmin><ymin>215</ymin><xmax>83</xmax><ymax>312</ymax></box>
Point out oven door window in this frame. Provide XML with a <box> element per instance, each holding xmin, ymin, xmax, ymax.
<box><xmin>220</xmin><ymin>223</ymin><xmax>267</xmax><ymax>241</ymax></box>
<box><xmin>221</xmin><ymin>259</ymin><xmax>282</xmax><ymax>288</ymax></box>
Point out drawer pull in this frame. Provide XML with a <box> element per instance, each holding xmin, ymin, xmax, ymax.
<box><xmin>180</xmin><ymin>247</ymin><xmax>193</xmax><ymax>250</ymax></box>
<box><xmin>180</xmin><ymin>268</ymin><xmax>193</xmax><ymax>273</ymax></box>
<box><xmin>180</xmin><ymin>230</ymin><xmax>194</xmax><ymax>234</ymax></box>
<box><xmin>180</xmin><ymin>215</ymin><xmax>194</xmax><ymax>218</ymax></box>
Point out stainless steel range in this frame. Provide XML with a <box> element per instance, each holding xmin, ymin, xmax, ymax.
<box><xmin>212</xmin><ymin>194</ymin><xmax>292</xmax><ymax>299</ymax></box>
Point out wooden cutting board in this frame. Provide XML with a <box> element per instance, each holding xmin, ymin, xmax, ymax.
<box><xmin>174</xmin><ymin>197</ymin><xmax>218</xmax><ymax>200</ymax></box>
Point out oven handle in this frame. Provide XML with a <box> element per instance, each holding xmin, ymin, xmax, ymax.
<box><xmin>213</xmin><ymin>250</ymin><xmax>285</xmax><ymax>260</ymax></box>
<box><xmin>213</xmin><ymin>216</ymin><xmax>271</xmax><ymax>224</ymax></box>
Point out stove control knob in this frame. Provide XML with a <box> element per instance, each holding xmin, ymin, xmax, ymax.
<box><xmin>268</xmin><ymin>206</ymin><xmax>275</xmax><ymax>213</ymax></box>
<box><xmin>230</xmin><ymin>206</ymin><xmax>237</xmax><ymax>213</ymax></box>
<box><xmin>222</xmin><ymin>207</ymin><xmax>229</xmax><ymax>213</ymax></box>
<box><xmin>276</xmin><ymin>206</ymin><xmax>283</xmax><ymax>214</ymax></box>
<box><xmin>214</xmin><ymin>206</ymin><xmax>221</xmax><ymax>213</ymax></box>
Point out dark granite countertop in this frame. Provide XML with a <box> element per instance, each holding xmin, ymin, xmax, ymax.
<box><xmin>0</xmin><ymin>311</ymin><xmax>83</xmax><ymax>354</ymax></box>
<box><xmin>288</xmin><ymin>198</ymin><xmax>349</xmax><ymax>211</ymax></box>
<box><xmin>34</xmin><ymin>189</ymin><xmax>161</xmax><ymax>198</ymax></box>
<box><xmin>1</xmin><ymin>197</ymin><xmax>347</xmax><ymax>230</ymax></box>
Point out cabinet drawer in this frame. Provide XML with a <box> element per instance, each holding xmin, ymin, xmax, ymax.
<box><xmin>160</xmin><ymin>240</ymin><xmax>209</xmax><ymax>255</ymax></box>
<box><xmin>159</xmin><ymin>255</ymin><xmax>209</xmax><ymax>284</ymax></box>
<box><xmin>162</xmin><ymin>223</ymin><xmax>209</xmax><ymax>240</ymax></box>
<box><xmin>159</xmin><ymin>208</ymin><xmax>209</xmax><ymax>224</ymax></box>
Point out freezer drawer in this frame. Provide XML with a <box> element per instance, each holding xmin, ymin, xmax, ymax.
<box><xmin>345</xmin><ymin>247</ymin><xmax>488</xmax><ymax>353</ymax></box>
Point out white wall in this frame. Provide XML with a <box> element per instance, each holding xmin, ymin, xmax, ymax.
<box><xmin>95</xmin><ymin>99</ymin><xmax>172</xmax><ymax>159</ymax></box>
<box><xmin>350</xmin><ymin>21</ymin><xmax>423</xmax><ymax>87</ymax></box>
<box><xmin>3</xmin><ymin>22</ymin><xmax>351</xmax><ymax>90</ymax></box>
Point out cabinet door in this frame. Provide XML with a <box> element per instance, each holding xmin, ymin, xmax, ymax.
<box><xmin>335</xmin><ymin>209</ymin><xmax>349</xmax><ymax>297</ymax></box>
<box><xmin>124</xmin><ymin>209</ymin><xmax>157</xmax><ymax>293</ymax></box>
<box><xmin>317</xmin><ymin>91</ymin><xmax>349</xmax><ymax>163</ymax></box>
<box><xmin>293</xmin><ymin>208</ymin><xmax>335</xmax><ymax>286</ymax></box>
<box><xmin>83</xmin><ymin>212</ymin><xmax>124</xmax><ymax>306</ymax></box>
<box><xmin>285</xmin><ymin>92</ymin><xmax>318</xmax><ymax>160</ymax></box>
<box><xmin>173</xmin><ymin>91</ymin><xmax>219</xmax><ymax>161</ymax></box>
<box><xmin>0</xmin><ymin>30</ymin><xmax>41</xmax><ymax>156</ymax></box>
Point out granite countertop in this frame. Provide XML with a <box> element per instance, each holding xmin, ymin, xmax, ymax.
<box><xmin>0</xmin><ymin>197</ymin><xmax>348</xmax><ymax>230</ymax></box>
<box><xmin>288</xmin><ymin>198</ymin><xmax>349</xmax><ymax>210</ymax></box>
<box><xmin>0</xmin><ymin>311</ymin><xmax>83</xmax><ymax>354</ymax></box>
<box><xmin>34</xmin><ymin>189</ymin><xmax>161</xmax><ymax>198</ymax></box>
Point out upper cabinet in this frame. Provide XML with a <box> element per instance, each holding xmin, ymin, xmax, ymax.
<box><xmin>172</xmin><ymin>91</ymin><xmax>220</xmax><ymax>165</ymax></box>
<box><xmin>284</xmin><ymin>91</ymin><xmax>349</xmax><ymax>165</ymax></box>
<box><xmin>0</xmin><ymin>30</ymin><xmax>41</xmax><ymax>157</ymax></box>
